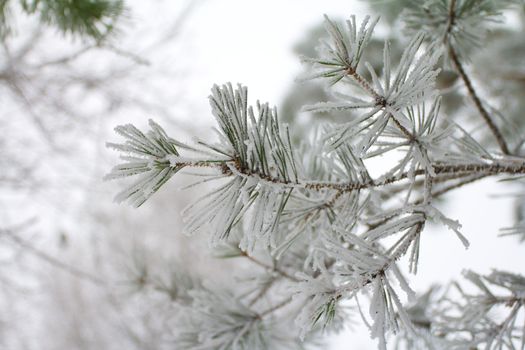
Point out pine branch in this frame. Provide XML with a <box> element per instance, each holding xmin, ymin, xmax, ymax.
<box><xmin>434</xmin><ymin>270</ymin><xmax>525</xmax><ymax>348</ymax></box>
<box><xmin>22</xmin><ymin>0</ymin><xmax>125</xmax><ymax>41</ymax></box>
<box><xmin>173</xmin><ymin>158</ymin><xmax>525</xmax><ymax>193</ymax></box>
<box><xmin>104</xmin><ymin>6</ymin><xmax>525</xmax><ymax>348</ymax></box>
<box><xmin>304</xmin><ymin>30</ymin><xmax>441</xmax><ymax>153</ymax></box>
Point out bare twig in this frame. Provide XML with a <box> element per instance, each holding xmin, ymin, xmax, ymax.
<box><xmin>445</xmin><ymin>0</ymin><xmax>510</xmax><ymax>155</ymax></box>
<box><xmin>240</xmin><ymin>251</ymin><xmax>300</xmax><ymax>283</ymax></box>
<box><xmin>258</xmin><ymin>297</ymin><xmax>294</xmax><ymax>318</ymax></box>
<box><xmin>1</xmin><ymin>226</ymin><xmax>106</xmax><ymax>286</ymax></box>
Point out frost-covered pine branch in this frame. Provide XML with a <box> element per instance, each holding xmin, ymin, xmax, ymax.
<box><xmin>105</xmin><ymin>1</ymin><xmax>525</xmax><ymax>348</ymax></box>
<box><xmin>436</xmin><ymin>270</ymin><xmax>525</xmax><ymax>349</ymax></box>
<box><xmin>393</xmin><ymin>270</ymin><xmax>525</xmax><ymax>349</ymax></box>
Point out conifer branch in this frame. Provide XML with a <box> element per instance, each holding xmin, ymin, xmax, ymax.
<box><xmin>104</xmin><ymin>6</ymin><xmax>525</xmax><ymax>348</ymax></box>
<box><xmin>172</xmin><ymin>158</ymin><xmax>525</xmax><ymax>193</ymax></box>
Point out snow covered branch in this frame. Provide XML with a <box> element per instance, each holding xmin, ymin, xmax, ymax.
<box><xmin>105</xmin><ymin>3</ymin><xmax>525</xmax><ymax>348</ymax></box>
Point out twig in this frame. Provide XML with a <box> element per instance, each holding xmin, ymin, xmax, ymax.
<box><xmin>248</xmin><ymin>280</ymin><xmax>275</xmax><ymax>307</ymax></box>
<box><xmin>430</xmin><ymin>173</ymin><xmax>488</xmax><ymax>199</ymax></box>
<box><xmin>448</xmin><ymin>48</ymin><xmax>510</xmax><ymax>155</ymax></box>
<box><xmin>345</xmin><ymin>66</ymin><xmax>382</xmax><ymax>101</ymax></box>
<box><xmin>259</xmin><ymin>297</ymin><xmax>294</xmax><ymax>318</ymax></box>
<box><xmin>34</xmin><ymin>45</ymin><xmax>95</xmax><ymax>69</ymax></box>
<box><xmin>445</xmin><ymin>0</ymin><xmax>510</xmax><ymax>155</ymax></box>
<box><xmin>178</xmin><ymin>158</ymin><xmax>525</xmax><ymax>194</ymax></box>
<box><xmin>0</xmin><ymin>227</ymin><xmax>106</xmax><ymax>286</ymax></box>
<box><xmin>240</xmin><ymin>251</ymin><xmax>300</xmax><ymax>282</ymax></box>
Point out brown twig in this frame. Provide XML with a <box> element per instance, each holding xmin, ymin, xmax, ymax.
<box><xmin>445</xmin><ymin>0</ymin><xmax>510</xmax><ymax>155</ymax></box>
<box><xmin>258</xmin><ymin>297</ymin><xmax>294</xmax><ymax>318</ymax></box>
<box><xmin>179</xmin><ymin>159</ymin><xmax>525</xmax><ymax>194</ymax></box>
<box><xmin>430</xmin><ymin>173</ymin><xmax>489</xmax><ymax>199</ymax></box>
<box><xmin>240</xmin><ymin>251</ymin><xmax>300</xmax><ymax>283</ymax></box>
<box><xmin>448</xmin><ymin>48</ymin><xmax>510</xmax><ymax>155</ymax></box>
<box><xmin>345</xmin><ymin>66</ymin><xmax>382</xmax><ymax>101</ymax></box>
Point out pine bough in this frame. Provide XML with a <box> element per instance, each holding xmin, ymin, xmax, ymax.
<box><xmin>0</xmin><ymin>0</ymin><xmax>124</xmax><ymax>41</ymax></box>
<box><xmin>106</xmin><ymin>1</ymin><xmax>525</xmax><ymax>349</ymax></box>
